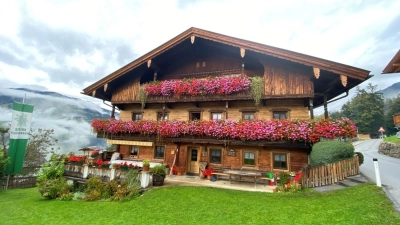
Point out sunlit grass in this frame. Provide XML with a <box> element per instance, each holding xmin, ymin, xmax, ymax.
<box><xmin>1</xmin><ymin>184</ymin><xmax>399</xmax><ymax>225</ymax></box>
<box><xmin>384</xmin><ymin>135</ymin><xmax>400</xmax><ymax>144</ymax></box>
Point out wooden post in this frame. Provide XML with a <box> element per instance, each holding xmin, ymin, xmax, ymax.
<box><xmin>309</xmin><ymin>99</ymin><xmax>314</xmax><ymax>119</ymax></box>
<box><xmin>111</xmin><ymin>105</ymin><xmax>115</xmax><ymax>119</ymax></box>
<box><xmin>324</xmin><ymin>95</ymin><xmax>328</xmax><ymax>119</ymax></box>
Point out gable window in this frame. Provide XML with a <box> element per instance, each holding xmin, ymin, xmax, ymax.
<box><xmin>157</xmin><ymin>112</ymin><xmax>169</xmax><ymax>121</ymax></box>
<box><xmin>154</xmin><ymin>146</ymin><xmax>165</xmax><ymax>159</ymax></box>
<box><xmin>132</xmin><ymin>113</ymin><xmax>142</xmax><ymax>121</ymax></box>
<box><xmin>273</xmin><ymin>111</ymin><xmax>287</xmax><ymax>120</ymax></box>
<box><xmin>211</xmin><ymin>112</ymin><xmax>222</xmax><ymax>120</ymax></box>
<box><xmin>210</xmin><ymin>149</ymin><xmax>222</xmax><ymax>164</ymax></box>
<box><xmin>189</xmin><ymin>111</ymin><xmax>201</xmax><ymax>121</ymax></box>
<box><xmin>131</xmin><ymin>146</ymin><xmax>139</xmax><ymax>158</ymax></box>
<box><xmin>273</xmin><ymin>153</ymin><xmax>288</xmax><ymax>170</ymax></box>
<box><xmin>242</xmin><ymin>112</ymin><xmax>255</xmax><ymax>121</ymax></box>
<box><xmin>243</xmin><ymin>151</ymin><xmax>255</xmax><ymax>166</ymax></box>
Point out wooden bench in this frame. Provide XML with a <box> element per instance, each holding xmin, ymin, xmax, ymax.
<box><xmin>210</xmin><ymin>166</ymin><xmax>231</xmax><ymax>180</ymax></box>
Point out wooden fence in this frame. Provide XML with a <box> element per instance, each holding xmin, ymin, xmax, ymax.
<box><xmin>1</xmin><ymin>176</ymin><xmax>37</xmax><ymax>190</ymax></box>
<box><xmin>301</xmin><ymin>156</ymin><xmax>360</xmax><ymax>188</ymax></box>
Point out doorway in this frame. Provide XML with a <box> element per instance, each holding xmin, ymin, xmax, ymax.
<box><xmin>187</xmin><ymin>147</ymin><xmax>200</xmax><ymax>174</ymax></box>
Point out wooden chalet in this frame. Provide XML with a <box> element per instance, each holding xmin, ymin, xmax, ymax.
<box><xmin>82</xmin><ymin>27</ymin><xmax>370</xmax><ymax>176</ymax></box>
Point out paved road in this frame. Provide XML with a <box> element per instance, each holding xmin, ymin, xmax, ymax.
<box><xmin>355</xmin><ymin>139</ymin><xmax>400</xmax><ymax>211</ymax></box>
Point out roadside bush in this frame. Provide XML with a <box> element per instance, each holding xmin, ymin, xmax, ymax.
<box><xmin>355</xmin><ymin>152</ymin><xmax>364</xmax><ymax>165</ymax></box>
<box><xmin>310</xmin><ymin>141</ymin><xmax>355</xmax><ymax>166</ymax></box>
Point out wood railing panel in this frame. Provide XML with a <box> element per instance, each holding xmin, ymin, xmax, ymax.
<box><xmin>301</xmin><ymin>156</ymin><xmax>359</xmax><ymax>188</ymax></box>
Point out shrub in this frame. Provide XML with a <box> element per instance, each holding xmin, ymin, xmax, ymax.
<box><xmin>310</xmin><ymin>141</ymin><xmax>355</xmax><ymax>166</ymax></box>
<box><xmin>85</xmin><ymin>177</ymin><xmax>105</xmax><ymax>201</ymax></box>
<box><xmin>37</xmin><ymin>154</ymin><xmax>70</xmax><ymax>199</ymax></box>
<box><xmin>37</xmin><ymin>177</ymin><xmax>72</xmax><ymax>199</ymax></box>
<box><xmin>0</xmin><ymin>151</ymin><xmax>10</xmax><ymax>178</ymax></box>
<box><xmin>355</xmin><ymin>152</ymin><xmax>364</xmax><ymax>165</ymax></box>
<box><xmin>103</xmin><ymin>179</ymin><xmax>119</xmax><ymax>199</ymax></box>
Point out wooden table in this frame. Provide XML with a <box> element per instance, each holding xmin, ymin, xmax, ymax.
<box><xmin>223</xmin><ymin>170</ymin><xmax>263</xmax><ymax>189</ymax></box>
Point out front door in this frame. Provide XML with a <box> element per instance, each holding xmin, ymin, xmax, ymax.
<box><xmin>187</xmin><ymin>147</ymin><xmax>200</xmax><ymax>174</ymax></box>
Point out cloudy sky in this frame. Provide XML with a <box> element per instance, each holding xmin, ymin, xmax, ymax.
<box><xmin>1</xmin><ymin>0</ymin><xmax>400</xmax><ymax>111</ymax></box>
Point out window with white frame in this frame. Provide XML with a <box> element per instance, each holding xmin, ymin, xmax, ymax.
<box><xmin>210</xmin><ymin>149</ymin><xmax>222</xmax><ymax>164</ymax></box>
<box><xmin>243</xmin><ymin>151</ymin><xmax>255</xmax><ymax>166</ymax></box>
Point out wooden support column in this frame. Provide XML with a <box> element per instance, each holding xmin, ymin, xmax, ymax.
<box><xmin>309</xmin><ymin>99</ymin><xmax>314</xmax><ymax>119</ymax></box>
<box><xmin>225</xmin><ymin>101</ymin><xmax>229</xmax><ymax>119</ymax></box>
<box><xmin>111</xmin><ymin>105</ymin><xmax>116</xmax><ymax>119</ymax></box>
<box><xmin>154</xmin><ymin>72</ymin><xmax>157</xmax><ymax>81</ymax></box>
<box><xmin>324</xmin><ymin>95</ymin><xmax>328</xmax><ymax>119</ymax></box>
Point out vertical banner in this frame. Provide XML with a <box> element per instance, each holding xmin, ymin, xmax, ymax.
<box><xmin>5</xmin><ymin>102</ymin><xmax>34</xmax><ymax>175</ymax></box>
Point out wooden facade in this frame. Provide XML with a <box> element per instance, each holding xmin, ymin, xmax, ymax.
<box><xmin>83</xmin><ymin>27</ymin><xmax>370</xmax><ymax>176</ymax></box>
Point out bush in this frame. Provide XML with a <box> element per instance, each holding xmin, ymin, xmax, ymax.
<box><xmin>85</xmin><ymin>177</ymin><xmax>105</xmax><ymax>201</ymax></box>
<box><xmin>37</xmin><ymin>154</ymin><xmax>70</xmax><ymax>199</ymax></box>
<box><xmin>103</xmin><ymin>179</ymin><xmax>119</xmax><ymax>199</ymax></box>
<box><xmin>355</xmin><ymin>152</ymin><xmax>364</xmax><ymax>165</ymax></box>
<box><xmin>0</xmin><ymin>151</ymin><xmax>10</xmax><ymax>178</ymax></box>
<box><xmin>37</xmin><ymin>178</ymin><xmax>72</xmax><ymax>199</ymax></box>
<box><xmin>310</xmin><ymin>141</ymin><xmax>355</xmax><ymax>166</ymax></box>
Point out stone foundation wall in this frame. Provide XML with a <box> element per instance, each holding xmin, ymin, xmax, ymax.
<box><xmin>379</xmin><ymin>142</ymin><xmax>400</xmax><ymax>158</ymax></box>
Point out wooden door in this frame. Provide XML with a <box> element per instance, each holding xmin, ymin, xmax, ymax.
<box><xmin>187</xmin><ymin>147</ymin><xmax>200</xmax><ymax>174</ymax></box>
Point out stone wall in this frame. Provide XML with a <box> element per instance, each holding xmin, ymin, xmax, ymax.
<box><xmin>379</xmin><ymin>142</ymin><xmax>400</xmax><ymax>158</ymax></box>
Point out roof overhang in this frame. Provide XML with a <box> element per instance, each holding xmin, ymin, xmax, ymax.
<box><xmin>382</xmin><ymin>49</ymin><xmax>400</xmax><ymax>74</ymax></box>
<box><xmin>82</xmin><ymin>27</ymin><xmax>370</xmax><ymax>100</ymax></box>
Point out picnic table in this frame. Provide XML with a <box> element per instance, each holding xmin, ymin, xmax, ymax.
<box><xmin>223</xmin><ymin>169</ymin><xmax>263</xmax><ymax>189</ymax></box>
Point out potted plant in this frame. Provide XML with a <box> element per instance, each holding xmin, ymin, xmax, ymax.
<box><xmin>202</xmin><ymin>168</ymin><xmax>214</xmax><ymax>180</ymax></box>
<box><xmin>91</xmin><ymin>150</ymin><xmax>100</xmax><ymax>158</ymax></box>
<box><xmin>176</xmin><ymin>166</ymin><xmax>185</xmax><ymax>176</ymax></box>
<box><xmin>142</xmin><ymin>159</ymin><xmax>150</xmax><ymax>172</ymax></box>
<box><xmin>150</xmin><ymin>164</ymin><xmax>166</xmax><ymax>186</ymax></box>
<box><xmin>163</xmin><ymin>163</ymin><xmax>170</xmax><ymax>175</ymax></box>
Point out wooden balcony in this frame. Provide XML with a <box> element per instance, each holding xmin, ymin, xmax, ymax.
<box><xmin>99</xmin><ymin>133</ymin><xmax>312</xmax><ymax>149</ymax></box>
<box><xmin>145</xmin><ymin>90</ymin><xmax>253</xmax><ymax>103</ymax></box>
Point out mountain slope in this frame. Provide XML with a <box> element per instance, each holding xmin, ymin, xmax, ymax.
<box><xmin>0</xmin><ymin>88</ymin><xmax>118</xmax><ymax>154</ymax></box>
<box><xmin>380</xmin><ymin>82</ymin><xmax>400</xmax><ymax>99</ymax></box>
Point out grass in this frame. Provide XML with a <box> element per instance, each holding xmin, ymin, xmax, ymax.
<box><xmin>1</xmin><ymin>184</ymin><xmax>399</xmax><ymax>225</ymax></box>
<box><xmin>384</xmin><ymin>135</ymin><xmax>400</xmax><ymax>144</ymax></box>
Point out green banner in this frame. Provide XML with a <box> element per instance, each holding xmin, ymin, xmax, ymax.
<box><xmin>5</xmin><ymin>102</ymin><xmax>34</xmax><ymax>175</ymax></box>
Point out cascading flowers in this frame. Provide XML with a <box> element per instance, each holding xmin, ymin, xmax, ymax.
<box><xmin>91</xmin><ymin>117</ymin><xmax>357</xmax><ymax>143</ymax></box>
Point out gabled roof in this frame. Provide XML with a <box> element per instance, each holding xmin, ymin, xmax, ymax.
<box><xmin>382</xmin><ymin>49</ymin><xmax>400</xmax><ymax>74</ymax></box>
<box><xmin>82</xmin><ymin>27</ymin><xmax>370</xmax><ymax>95</ymax></box>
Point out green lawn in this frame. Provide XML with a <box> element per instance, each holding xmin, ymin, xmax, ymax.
<box><xmin>1</xmin><ymin>184</ymin><xmax>399</xmax><ymax>225</ymax></box>
<box><xmin>384</xmin><ymin>135</ymin><xmax>400</xmax><ymax>144</ymax></box>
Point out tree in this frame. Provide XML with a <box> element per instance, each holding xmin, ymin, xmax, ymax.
<box><xmin>25</xmin><ymin>129</ymin><xmax>59</xmax><ymax>167</ymax></box>
<box><xmin>339</xmin><ymin>84</ymin><xmax>385</xmax><ymax>133</ymax></box>
<box><xmin>384</xmin><ymin>95</ymin><xmax>400</xmax><ymax>136</ymax></box>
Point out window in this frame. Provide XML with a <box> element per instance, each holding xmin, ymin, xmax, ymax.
<box><xmin>189</xmin><ymin>111</ymin><xmax>201</xmax><ymax>121</ymax></box>
<box><xmin>273</xmin><ymin>153</ymin><xmax>287</xmax><ymax>170</ymax></box>
<box><xmin>154</xmin><ymin>146</ymin><xmax>165</xmax><ymax>159</ymax></box>
<box><xmin>242</xmin><ymin>112</ymin><xmax>255</xmax><ymax>120</ymax></box>
<box><xmin>243</xmin><ymin>152</ymin><xmax>255</xmax><ymax>166</ymax></box>
<box><xmin>131</xmin><ymin>146</ymin><xmax>139</xmax><ymax>158</ymax></box>
<box><xmin>157</xmin><ymin>112</ymin><xmax>169</xmax><ymax>121</ymax></box>
<box><xmin>132</xmin><ymin>113</ymin><xmax>142</xmax><ymax>121</ymax></box>
<box><xmin>211</xmin><ymin>112</ymin><xmax>222</xmax><ymax>120</ymax></box>
<box><xmin>273</xmin><ymin>111</ymin><xmax>287</xmax><ymax>120</ymax></box>
<box><xmin>210</xmin><ymin>149</ymin><xmax>221</xmax><ymax>164</ymax></box>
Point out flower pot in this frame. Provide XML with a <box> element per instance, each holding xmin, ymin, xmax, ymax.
<box><xmin>152</xmin><ymin>174</ymin><xmax>165</xmax><ymax>186</ymax></box>
<box><xmin>142</xmin><ymin>165</ymin><xmax>150</xmax><ymax>172</ymax></box>
<box><xmin>207</xmin><ymin>175</ymin><xmax>211</xmax><ymax>180</ymax></box>
<box><xmin>269</xmin><ymin>181</ymin><xmax>274</xmax><ymax>186</ymax></box>
<box><xmin>177</xmin><ymin>171</ymin><xmax>182</xmax><ymax>176</ymax></box>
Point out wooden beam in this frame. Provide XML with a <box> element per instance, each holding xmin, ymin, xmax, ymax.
<box><xmin>393</xmin><ymin>63</ymin><xmax>400</xmax><ymax>67</ymax></box>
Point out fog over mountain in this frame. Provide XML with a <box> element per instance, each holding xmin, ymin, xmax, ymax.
<box><xmin>0</xmin><ymin>87</ymin><xmax>118</xmax><ymax>155</ymax></box>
